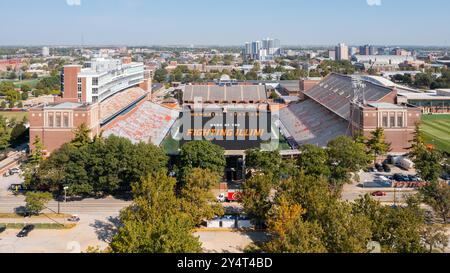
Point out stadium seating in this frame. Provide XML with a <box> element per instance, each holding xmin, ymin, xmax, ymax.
<box><xmin>304</xmin><ymin>73</ymin><xmax>392</xmax><ymax>120</ymax></box>
<box><xmin>279</xmin><ymin>99</ymin><xmax>350</xmax><ymax>147</ymax></box>
<box><xmin>103</xmin><ymin>102</ymin><xmax>179</xmax><ymax>146</ymax></box>
<box><xmin>100</xmin><ymin>87</ymin><xmax>148</xmax><ymax>121</ymax></box>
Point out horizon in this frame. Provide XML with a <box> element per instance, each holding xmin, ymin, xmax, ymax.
<box><xmin>1</xmin><ymin>0</ymin><xmax>450</xmax><ymax>46</ymax></box>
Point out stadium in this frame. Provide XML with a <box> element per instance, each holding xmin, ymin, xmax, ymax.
<box><xmin>30</xmin><ymin>59</ymin><xmax>425</xmax><ymax>182</ymax></box>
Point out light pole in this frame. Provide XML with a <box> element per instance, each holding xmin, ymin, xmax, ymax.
<box><xmin>64</xmin><ymin>186</ymin><xmax>69</xmax><ymax>203</ymax></box>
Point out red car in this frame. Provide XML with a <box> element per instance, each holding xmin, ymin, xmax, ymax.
<box><xmin>371</xmin><ymin>191</ymin><xmax>387</xmax><ymax>197</ymax></box>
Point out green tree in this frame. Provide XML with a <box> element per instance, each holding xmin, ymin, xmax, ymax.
<box><xmin>421</xmin><ymin>224</ymin><xmax>449</xmax><ymax>253</ymax></box>
<box><xmin>24</xmin><ymin>192</ymin><xmax>52</xmax><ymax>215</ymax></box>
<box><xmin>327</xmin><ymin>136</ymin><xmax>370</xmax><ymax>192</ymax></box>
<box><xmin>367</xmin><ymin>128</ymin><xmax>391</xmax><ymax>163</ymax></box>
<box><xmin>0</xmin><ymin>115</ymin><xmax>11</xmax><ymax>150</ymax></box>
<box><xmin>21</xmin><ymin>84</ymin><xmax>31</xmax><ymax>93</ymax></box>
<box><xmin>242</xmin><ymin>174</ymin><xmax>274</xmax><ymax>226</ymax></box>
<box><xmin>110</xmin><ymin>172</ymin><xmax>202</xmax><ymax>253</ymax></box>
<box><xmin>71</xmin><ymin>123</ymin><xmax>91</xmax><ymax>148</ymax></box>
<box><xmin>421</xmin><ymin>183</ymin><xmax>450</xmax><ymax>223</ymax></box>
<box><xmin>263</xmin><ymin>198</ymin><xmax>327</xmax><ymax>253</ymax></box>
<box><xmin>297</xmin><ymin>144</ymin><xmax>330</xmax><ymax>178</ymax></box>
<box><xmin>179</xmin><ymin>168</ymin><xmax>224</xmax><ymax>226</ymax></box>
<box><xmin>179</xmin><ymin>141</ymin><xmax>226</xmax><ymax>178</ymax></box>
<box><xmin>245</xmin><ymin>149</ymin><xmax>282</xmax><ymax>179</ymax></box>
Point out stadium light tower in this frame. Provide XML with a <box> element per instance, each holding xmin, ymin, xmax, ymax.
<box><xmin>352</xmin><ymin>75</ymin><xmax>366</xmax><ymax>105</ymax></box>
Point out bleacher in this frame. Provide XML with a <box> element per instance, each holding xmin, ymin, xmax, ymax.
<box><xmin>304</xmin><ymin>73</ymin><xmax>393</xmax><ymax>120</ymax></box>
<box><xmin>279</xmin><ymin>99</ymin><xmax>350</xmax><ymax>147</ymax></box>
<box><xmin>100</xmin><ymin>87</ymin><xmax>148</xmax><ymax>122</ymax></box>
<box><xmin>103</xmin><ymin>102</ymin><xmax>179</xmax><ymax>146</ymax></box>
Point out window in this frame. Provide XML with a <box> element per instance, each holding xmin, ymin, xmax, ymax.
<box><xmin>92</xmin><ymin>88</ymin><xmax>98</xmax><ymax>95</ymax></box>
<box><xmin>390</xmin><ymin>113</ymin><xmax>396</xmax><ymax>128</ymax></box>
<box><xmin>78</xmin><ymin>84</ymin><xmax>82</xmax><ymax>92</ymax></box>
<box><xmin>397</xmin><ymin>113</ymin><xmax>404</xmax><ymax>127</ymax></box>
<box><xmin>382</xmin><ymin>112</ymin><xmax>388</xmax><ymax>127</ymax></box>
<box><xmin>92</xmin><ymin>77</ymin><xmax>99</xmax><ymax>86</ymax></box>
<box><xmin>48</xmin><ymin>113</ymin><xmax>54</xmax><ymax>127</ymax></box>
<box><xmin>63</xmin><ymin>113</ymin><xmax>69</xmax><ymax>128</ymax></box>
<box><xmin>55</xmin><ymin>113</ymin><xmax>62</xmax><ymax>127</ymax></box>
<box><xmin>78</xmin><ymin>78</ymin><xmax>82</xmax><ymax>83</ymax></box>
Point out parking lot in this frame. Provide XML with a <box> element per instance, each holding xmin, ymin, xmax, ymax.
<box><xmin>342</xmin><ymin>164</ymin><xmax>420</xmax><ymax>204</ymax></box>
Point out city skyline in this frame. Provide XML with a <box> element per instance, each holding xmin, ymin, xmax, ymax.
<box><xmin>0</xmin><ymin>0</ymin><xmax>450</xmax><ymax>46</ymax></box>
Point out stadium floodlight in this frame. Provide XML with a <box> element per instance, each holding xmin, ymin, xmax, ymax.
<box><xmin>351</xmin><ymin>75</ymin><xmax>366</xmax><ymax>105</ymax></box>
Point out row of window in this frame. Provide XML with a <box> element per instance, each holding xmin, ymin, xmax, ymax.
<box><xmin>47</xmin><ymin>112</ymin><xmax>70</xmax><ymax>128</ymax></box>
<box><xmin>381</xmin><ymin>112</ymin><xmax>404</xmax><ymax>128</ymax></box>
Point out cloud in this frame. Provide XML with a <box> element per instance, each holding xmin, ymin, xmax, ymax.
<box><xmin>367</xmin><ymin>0</ymin><xmax>382</xmax><ymax>6</ymax></box>
<box><xmin>66</xmin><ymin>0</ymin><xmax>82</xmax><ymax>6</ymax></box>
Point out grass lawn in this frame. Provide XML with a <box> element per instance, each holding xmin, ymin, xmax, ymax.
<box><xmin>421</xmin><ymin>114</ymin><xmax>450</xmax><ymax>154</ymax></box>
<box><xmin>0</xmin><ymin>79</ymin><xmax>40</xmax><ymax>88</ymax></box>
<box><xmin>0</xmin><ymin>111</ymin><xmax>29</xmax><ymax>121</ymax></box>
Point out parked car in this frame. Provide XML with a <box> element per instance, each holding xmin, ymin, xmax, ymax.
<box><xmin>9</xmin><ymin>184</ymin><xmax>27</xmax><ymax>192</ymax></box>
<box><xmin>68</xmin><ymin>215</ymin><xmax>80</xmax><ymax>222</ymax></box>
<box><xmin>0</xmin><ymin>226</ymin><xmax>5</xmax><ymax>234</ymax></box>
<box><xmin>371</xmin><ymin>191</ymin><xmax>387</xmax><ymax>197</ymax></box>
<box><xmin>9</xmin><ymin>168</ymin><xmax>20</xmax><ymax>175</ymax></box>
<box><xmin>382</xmin><ymin>164</ymin><xmax>391</xmax><ymax>173</ymax></box>
<box><xmin>375</xmin><ymin>163</ymin><xmax>384</xmax><ymax>172</ymax></box>
<box><xmin>17</xmin><ymin>225</ymin><xmax>34</xmax><ymax>238</ymax></box>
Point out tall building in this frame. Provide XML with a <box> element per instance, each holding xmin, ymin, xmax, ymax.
<box><xmin>60</xmin><ymin>57</ymin><xmax>147</xmax><ymax>104</ymax></box>
<box><xmin>360</xmin><ymin>45</ymin><xmax>377</xmax><ymax>56</ymax></box>
<box><xmin>244</xmin><ymin>38</ymin><xmax>281</xmax><ymax>61</ymax></box>
<box><xmin>42</xmin><ymin>47</ymin><xmax>50</xmax><ymax>57</ymax></box>
<box><xmin>335</xmin><ymin>43</ymin><xmax>349</xmax><ymax>61</ymax></box>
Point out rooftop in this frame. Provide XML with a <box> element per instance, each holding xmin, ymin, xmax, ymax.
<box><xmin>367</xmin><ymin>103</ymin><xmax>405</xmax><ymax>109</ymax></box>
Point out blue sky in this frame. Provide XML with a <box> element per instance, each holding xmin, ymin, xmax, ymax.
<box><xmin>0</xmin><ymin>0</ymin><xmax>449</xmax><ymax>46</ymax></box>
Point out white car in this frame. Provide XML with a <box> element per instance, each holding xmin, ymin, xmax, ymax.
<box><xmin>217</xmin><ymin>194</ymin><xmax>226</xmax><ymax>203</ymax></box>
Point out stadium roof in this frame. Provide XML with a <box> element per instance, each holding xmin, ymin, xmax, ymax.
<box><xmin>304</xmin><ymin>73</ymin><xmax>393</xmax><ymax>120</ymax></box>
<box><xmin>183</xmin><ymin>85</ymin><xmax>267</xmax><ymax>103</ymax></box>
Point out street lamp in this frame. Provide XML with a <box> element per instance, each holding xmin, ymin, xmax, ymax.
<box><xmin>63</xmin><ymin>186</ymin><xmax>69</xmax><ymax>203</ymax></box>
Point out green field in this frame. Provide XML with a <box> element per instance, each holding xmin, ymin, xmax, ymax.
<box><xmin>421</xmin><ymin>114</ymin><xmax>450</xmax><ymax>154</ymax></box>
<box><xmin>0</xmin><ymin>79</ymin><xmax>40</xmax><ymax>88</ymax></box>
<box><xmin>0</xmin><ymin>111</ymin><xmax>29</xmax><ymax>121</ymax></box>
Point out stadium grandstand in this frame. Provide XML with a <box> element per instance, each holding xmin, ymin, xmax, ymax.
<box><xmin>99</xmin><ymin>87</ymin><xmax>148</xmax><ymax>124</ymax></box>
<box><xmin>278</xmin><ymin>99</ymin><xmax>350</xmax><ymax>147</ymax></box>
<box><xmin>304</xmin><ymin>73</ymin><xmax>393</xmax><ymax>120</ymax></box>
<box><xmin>278</xmin><ymin>73</ymin><xmax>422</xmax><ymax>152</ymax></box>
<box><xmin>103</xmin><ymin>101</ymin><xmax>179</xmax><ymax>146</ymax></box>
<box><xmin>183</xmin><ymin>85</ymin><xmax>267</xmax><ymax>104</ymax></box>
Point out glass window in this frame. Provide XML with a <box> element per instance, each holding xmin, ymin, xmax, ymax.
<box><xmin>55</xmin><ymin>113</ymin><xmax>61</xmax><ymax>127</ymax></box>
<box><xmin>382</xmin><ymin>112</ymin><xmax>388</xmax><ymax>127</ymax></box>
<box><xmin>63</xmin><ymin>113</ymin><xmax>69</xmax><ymax>128</ymax></box>
<box><xmin>48</xmin><ymin>112</ymin><xmax>54</xmax><ymax>127</ymax></box>
<box><xmin>390</xmin><ymin>113</ymin><xmax>396</xmax><ymax>128</ymax></box>
<box><xmin>92</xmin><ymin>78</ymin><xmax>99</xmax><ymax>86</ymax></box>
<box><xmin>397</xmin><ymin>113</ymin><xmax>404</xmax><ymax>127</ymax></box>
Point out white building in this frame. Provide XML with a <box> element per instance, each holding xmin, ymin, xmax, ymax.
<box><xmin>42</xmin><ymin>47</ymin><xmax>50</xmax><ymax>57</ymax></box>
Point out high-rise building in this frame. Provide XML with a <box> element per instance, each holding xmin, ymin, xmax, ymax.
<box><xmin>335</xmin><ymin>43</ymin><xmax>349</xmax><ymax>61</ymax></box>
<box><xmin>42</xmin><ymin>47</ymin><xmax>50</xmax><ymax>57</ymax></box>
<box><xmin>60</xmin><ymin>57</ymin><xmax>149</xmax><ymax>104</ymax></box>
<box><xmin>244</xmin><ymin>37</ymin><xmax>281</xmax><ymax>61</ymax></box>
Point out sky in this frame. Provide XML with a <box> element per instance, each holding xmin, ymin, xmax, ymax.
<box><xmin>0</xmin><ymin>0</ymin><xmax>449</xmax><ymax>46</ymax></box>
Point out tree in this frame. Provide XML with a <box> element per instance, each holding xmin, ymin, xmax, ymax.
<box><xmin>367</xmin><ymin>128</ymin><xmax>391</xmax><ymax>163</ymax></box>
<box><xmin>421</xmin><ymin>183</ymin><xmax>450</xmax><ymax>223</ymax></box>
<box><xmin>25</xmin><ymin>192</ymin><xmax>52</xmax><ymax>215</ymax></box>
<box><xmin>242</xmin><ymin>174</ymin><xmax>274</xmax><ymax>226</ymax></box>
<box><xmin>179</xmin><ymin>168</ymin><xmax>224</xmax><ymax>226</ymax></box>
<box><xmin>327</xmin><ymin>136</ymin><xmax>370</xmax><ymax>192</ymax></box>
<box><xmin>421</xmin><ymin>224</ymin><xmax>449</xmax><ymax>253</ymax></box>
<box><xmin>110</xmin><ymin>172</ymin><xmax>202</xmax><ymax>253</ymax></box>
<box><xmin>71</xmin><ymin>123</ymin><xmax>91</xmax><ymax>148</ymax></box>
<box><xmin>21</xmin><ymin>84</ymin><xmax>31</xmax><ymax>93</ymax></box>
<box><xmin>245</xmin><ymin>149</ymin><xmax>282</xmax><ymax>179</ymax></box>
<box><xmin>179</xmin><ymin>141</ymin><xmax>226</xmax><ymax>178</ymax></box>
<box><xmin>297</xmin><ymin>144</ymin><xmax>330</xmax><ymax>178</ymax></box>
<box><xmin>263</xmin><ymin>198</ymin><xmax>327</xmax><ymax>253</ymax></box>
<box><xmin>153</xmin><ymin>68</ymin><xmax>168</xmax><ymax>83</ymax></box>
<box><xmin>0</xmin><ymin>115</ymin><xmax>11</xmax><ymax>150</ymax></box>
